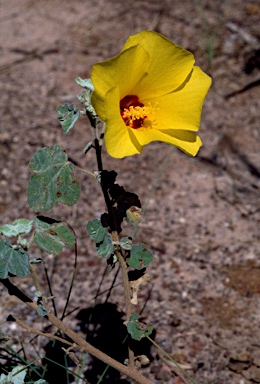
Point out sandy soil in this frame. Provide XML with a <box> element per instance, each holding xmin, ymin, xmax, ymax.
<box><xmin>0</xmin><ymin>1</ymin><xmax>260</xmax><ymax>383</ymax></box>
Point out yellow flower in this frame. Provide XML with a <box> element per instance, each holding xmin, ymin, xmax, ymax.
<box><xmin>91</xmin><ymin>31</ymin><xmax>212</xmax><ymax>158</ymax></box>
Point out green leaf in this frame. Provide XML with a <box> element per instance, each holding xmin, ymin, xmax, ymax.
<box><xmin>127</xmin><ymin>314</ymin><xmax>153</xmax><ymax>341</ymax></box>
<box><xmin>127</xmin><ymin>243</ymin><xmax>153</xmax><ymax>270</ymax></box>
<box><xmin>120</xmin><ymin>237</ymin><xmax>132</xmax><ymax>250</ymax></box>
<box><xmin>34</xmin><ymin>217</ymin><xmax>75</xmax><ymax>255</ymax></box>
<box><xmin>86</xmin><ymin>219</ymin><xmax>106</xmax><ymax>243</ymax></box>
<box><xmin>96</xmin><ymin>235</ymin><xmax>114</xmax><ymax>258</ymax></box>
<box><xmin>0</xmin><ymin>219</ymin><xmax>33</xmax><ymax>237</ymax></box>
<box><xmin>30</xmin><ymin>258</ymin><xmax>44</xmax><ymax>264</ymax></box>
<box><xmin>57</xmin><ymin>104</ymin><xmax>80</xmax><ymax>133</ymax></box>
<box><xmin>0</xmin><ymin>366</ymin><xmax>27</xmax><ymax>384</ymax></box>
<box><xmin>27</xmin><ymin>145</ymin><xmax>80</xmax><ymax>211</ymax></box>
<box><xmin>0</xmin><ymin>240</ymin><xmax>30</xmax><ymax>279</ymax></box>
<box><xmin>83</xmin><ymin>141</ymin><xmax>93</xmax><ymax>154</ymax></box>
<box><xmin>76</xmin><ymin>77</ymin><xmax>94</xmax><ymax>91</ymax></box>
<box><xmin>34</xmin><ymin>380</ymin><xmax>48</xmax><ymax>384</ymax></box>
<box><xmin>37</xmin><ymin>302</ymin><xmax>48</xmax><ymax>317</ymax></box>
<box><xmin>17</xmin><ymin>237</ymin><xmax>28</xmax><ymax>248</ymax></box>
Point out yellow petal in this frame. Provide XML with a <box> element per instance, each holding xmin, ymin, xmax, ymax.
<box><xmin>91</xmin><ymin>45</ymin><xmax>149</xmax><ymax>120</ymax></box>
<box><xmin>142</xmin><ymin>66</ymin><xmax>212</xmax><ymax>131</ymax></box>
<box><xmin>103</xmin><ymin>86</ymin><xmax>143</xmax><ymax>158</ymax></box>
<box><xmin>132</xmin><ymin>127</ymin><xmax>202</xmax><ymax>156</ymax></box>
<box><xmin>122</xmin><ymin>31</ymin><xmax>195</xmax><ymax>99</ymax></box>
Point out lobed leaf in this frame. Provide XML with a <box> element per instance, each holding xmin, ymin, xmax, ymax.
<box><xmin>0</xmin><ymin>240</ymin><xmax>30</xmax><ymax>279</ymax></box>
<box><xmin>120</xmin><ymin>237</ymin><xmax>132</xmax><ymax>250</ymax></box>
<box><xmin>127</xmin><ymin>313</ymin><xmax>153</xmax><ymax>341</ymax></box>
<box><xmin>0</xmin><ymin>365</ymin><xmax>27</xmax><ymax>384</ymax></box>
<box><xmin>57</xmin><ymin>103</ymin><xmax>80</xmax><ymax>133</ymax></box>
<box><xmin>76</xmin><ymin>77</ymin><xmax>94</xmax><ymax>91</ymax></box>
<box><xmin>96</xmin><ymin>234</ymin><xmax>114</xmax><ymax>258</ymax></box>
<box><xmin>127</xmin><ymin>243</ymin><xmax>153</xmax><ymax>270</ymax></box>
<box><xmin>34</xmin><ymin>217</ymin><xmax>75</xmax><ymax>255</ymax></box>
<box><xmin>27</xmin><ymin>145</ymin><xmax>80</xmax><ymax>211</ymax></box>
<box><xmin>0</xmin><ymin>219</ymin><xmax>33</xmax><ymax>237</ymax></box>
<box><xmin>86</xmin><ymin>219</ymin><xmax>106</xmax><ymax>243</ymax></box>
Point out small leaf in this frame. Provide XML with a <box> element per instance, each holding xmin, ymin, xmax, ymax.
<box><xmin>34</xmin><ymin>380</ymin><xmax>48</xmax><ymax>384</ymax></box>
<box><xmin>34</xmin><ymin>217</ymin><xmax>75</xmax><ymax>255</ymax></box>
<box><xmin>126</xmin><ymin>206</ymin><xmax>142</xmax><ymax>226</ymax></box>
<box><xmin>83</xmin><ymin>141</ymin><xmax>93</xmax><ymax>154</ymax></box>
<box><xmin>76</xmin><ymin>77</ymin><xmax>94</xmax><ymax>91</ymax></box>
<box><xmin>127</xmin><ymin>243</ymin><xmax>153</xmax><ymax>270</ymax></box>
<box><xmin>0</xmin><ymin>219</ymin><xmax>33</xmax><ymax>237</ymax></box>
<box><xmin>0</xmin><ymin>240</ymin><xmax>30</xmax><ymax>279</ymax></box>
<box><xmin>37</xmin><ymin>302</ymin><xmax>48</xmax><ymax>317</ymax></box>
<box><xmin>27</xmin><ymin>145</ymin><xmax>80</xmax><ymax>211</ymax></box>
<box><xmin>120</xmin><ymin>237</ymin><xmax>132</xmax><ymax>250</ymax></box>
<box><xmin>96</xmin><ymin>235</ymin><xmax>114</xmax><ymax>258</ymax></box>
<box><xmin>17</xmin><ymin>237</ymin><xmax>28</xmax><ymax>248</ymax></box>
<box><xmin>30</xmin><ymin>258</ymin><xmax>44</xmax><ymax>264</ymax></box>
<box><xmin>127</xmin><ymin>313</ymin><xmax>153</xmax><ymax>341</ymax></box>
<box><xmin>0</xmin><ymin>366</ymin><xmax>27</xmax><ymax>384</ymax></box>
<box><xmin>86</xmin><ymin>219</ymin><xmax>106</xmax><ymax>243</ymax></box>
<box><xmin>57</xmin><ymin>104</ymin><xmax>80</xmax><ymax>133</ymax></box>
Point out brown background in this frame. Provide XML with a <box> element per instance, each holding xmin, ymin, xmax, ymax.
<box><xmin>0</xmin><ymin>1</ymin><xmax>260</xmax><ymax>383</ymax></box>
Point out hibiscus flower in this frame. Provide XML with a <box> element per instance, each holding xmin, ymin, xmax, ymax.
<box><xmin>91</xmin><ymin>30</ymin><xmax>211</xmax><ymax>158</ymax></box>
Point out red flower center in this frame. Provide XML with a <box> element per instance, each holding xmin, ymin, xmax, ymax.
<box><xmin>120</xmin><ymin>95</ymin><xmax>148</xmax><ymax>129</ymax></box>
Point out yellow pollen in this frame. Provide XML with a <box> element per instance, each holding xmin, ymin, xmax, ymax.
<box><xmin>122</xmin><ymin>105</ymin><xmax>151</xmax><ymax>121</ymax></box>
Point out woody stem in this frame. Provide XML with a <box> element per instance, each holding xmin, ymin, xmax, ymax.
<box><xmin>94</xmin><ymin>138</ymin><xmax>135</xmax><ymax>368</ymax></box>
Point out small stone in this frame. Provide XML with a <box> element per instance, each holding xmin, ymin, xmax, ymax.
<box><xmin>252</xmin><ymin>350</ymin><xmax>260</xmax><ymax>367</ymax></box>
<box><xmin>155</xmin><ymin>364</ymin><xmax>172</xmax><ymax>381</ymax></box>
<box><xmin>242</xmin><ymin>366</ymin><xmax>260</xmax><ymax>382</ymax></box>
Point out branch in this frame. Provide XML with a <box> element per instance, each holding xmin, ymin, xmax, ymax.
<box><xmin>12</xmin><ymin>316</ymin><xmax>74</xmax><ymax>348</ymax></box>
<box><xmin>1</xmin><ymin>279</ymin><xmax>153</xmax><ymax>384</ymax></box>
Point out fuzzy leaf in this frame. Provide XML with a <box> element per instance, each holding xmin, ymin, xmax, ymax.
<box><xmin>57</xmin><ymin>103</ymin><xmax>80</xmax><ymax>133</ymax></box>
<box><xmin>27</xmin><ymin>145</ymin><xmax>80</xmax><ymax>211</ymax></box>
<box><xmin>120</xmin><ymin>237</ymin><xmax>132</xmax><ymax>250</ymax></box>
<box><xmin>37</xmin><ymin>302</ymin><xmax>48</xmax><ymax>317</ymax></box>
<box><xmin>76</xmin><ymin>77</ymin><xmax>94</xmax><ymax>91</ymax></box>
<box><xmin>127</xmin><ymin>243</ymin><xmax>153</xmax><ymax>270</ymax></box>
<box><xmin>30</xmin><ymin>258</ymin><xmax>44</xmax><ymax>264</ymax></box>
<box><xmin>34</xmin><ymin>217</ymin><xmax>75</xmax><ymax>255</ymax></box>
<box><xmin>0</xmin><ymin>240</ymin><xmax>30</xmax><ymax>279</ymax></box>
<box><xmin>127</xmin><ymin>313</ymin><xmax>153</xmax><ymax>341</ymax></box>
<box><xmin>0</xmin><ymin>219</ymin><xmax>33</xmax><ymax>237</ymax></box>
<box><xmin>86</xmin><ymin>219</ymin><xmax>106</xmax><ymax>243</ymax></box>
<box><xmin>96</xmin><ymin>235</ymin><xmax>114</xmax><ymax>258</ymax></box>
<box><xmin>83</xmin><ymin>141</ymin><xmax>93</xmax><ymax>154</ymax></box>
<box><xmin>0</xmin><ymin>365</ymin><xmax>27</xmax><ymax>384</ymax></box>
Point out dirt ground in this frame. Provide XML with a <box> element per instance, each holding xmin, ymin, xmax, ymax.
<box><xmin>0</xmin><ymin>1</ymin><xmax>260</xmax><ymax>383</ymax></box>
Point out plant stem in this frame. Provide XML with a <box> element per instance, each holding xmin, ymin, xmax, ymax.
<box><xmin>111</xmin><ymin>231</ymin><xmax>135</xmax><ymax>368</ymax></box>
<box><xmin>1</xmin><ymin>279</ymin><xmax>153</xmax><ymax>384</ymax></box>
<box><xmin>94</xmin><ymin>139</ymin><xmax>135</xmax><ymax>368</ymax></box>
<box><xmin>14</xmin><ymin>316</ymin><xmax>74</xmax><ymax>347</ymax></box>
<box><xmin>74</xmin><ymin>166</ymin><xmax>96</xmax><ymax>179</ymax></box>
